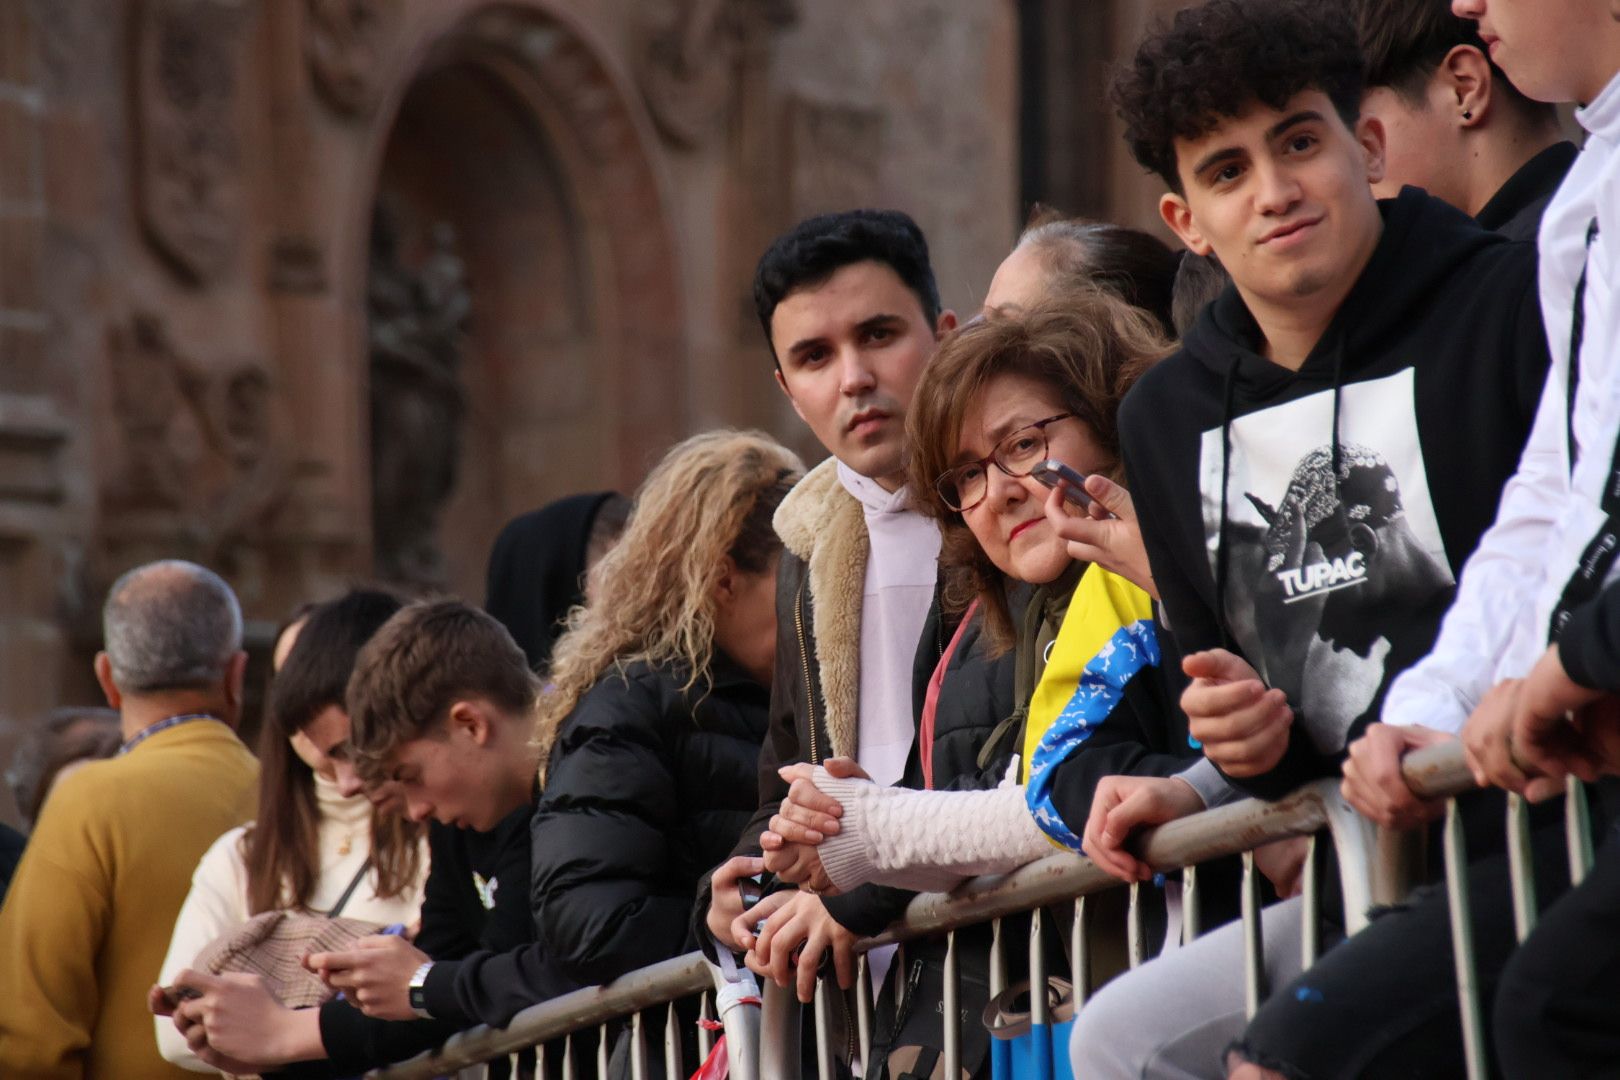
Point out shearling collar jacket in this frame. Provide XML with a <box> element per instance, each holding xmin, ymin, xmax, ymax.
<box><xmin>694</xmin><ymin>457</ymin><xmax>948</xmax><ymax>943</ymax></box>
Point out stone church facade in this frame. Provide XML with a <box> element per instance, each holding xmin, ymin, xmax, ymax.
<box><xmin>0</xmin><ymin>0</ymin><xmax>1181</xmax><ymax>823</ymax></box>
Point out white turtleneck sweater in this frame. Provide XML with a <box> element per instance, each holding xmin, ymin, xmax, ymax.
<box><xmin>155</xmin><ymin>775</ymin><xmax>427</xmax><ymax>1072</ymax></box>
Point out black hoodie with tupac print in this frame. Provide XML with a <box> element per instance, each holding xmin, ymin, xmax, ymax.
<box><xmin>1119</xmin><ymin>188</ymin><xmax>1550</xmax><ymax>799</ymax></box>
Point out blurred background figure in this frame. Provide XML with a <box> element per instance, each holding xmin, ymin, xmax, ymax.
<box><xmin>483</xmin><ymin>492</ymin><xmax>631</xmax><ymax>672</ymax></box>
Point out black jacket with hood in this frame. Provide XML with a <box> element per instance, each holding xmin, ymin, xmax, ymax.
<box><xmin>1120</xmin><ymin>188</ymin><xmax>1550</xmax><ymax>799</ymax></box>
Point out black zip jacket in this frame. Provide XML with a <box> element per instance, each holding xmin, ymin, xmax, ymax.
<box><xmin>1476</xmin><ymin>141</ymin><xmax>1579</xmax><ymax>242</ymax></box>
<box><xmin>275</xmin><ymin>806</ymin><xmax>549</xmax><ymax>1078</ymax></box>
<box><xmin>531</xmin><ymin>655</ymin><xmax>768</xmax><ymax>985</ymax></box>
<box><xmin>1121</xmin><ymin>188</ymin><xmax>1550</xmax><ymax>799</ymax></box>
<box><xmin>692</xmin><ymin>550</ymin><xmax>950</xmax><ymax>942</ymax></box>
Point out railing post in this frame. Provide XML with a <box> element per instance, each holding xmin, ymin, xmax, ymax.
<box><xmin>855</xmin><ymin>954</ymin><xmax>874</xmax><ymax>1070</ymax></box>
<box><xmin>1442</xmin><ymin>799</ymin><xmax>1487</xmax><ymax>1080</ymax></box>
<box><xmin>811</xmin><ymin>981</ymin><xmax>834</xmax><ymax>1080</ymax></box>
<box><xmin>1240</xmin><ymin>850</ymin><xmax>1266</xmax><ymax>1018</ymax></box>
<box><xmin>1126</xmin><ymin>882</ymin><xmax>1145</xmax><ymax>969</ymax></box>
<box><xmin>664</xmin><ymin>1002</ymin><xmax>683</xmax><ymax>1080</ymax></box>
<box><xmin>1029</xmin><ymin>907</ymin><xmax>1053</xmax><ymax>1080</ymax></box>
<box><xmin>757</xmin><ymin>981</ymin><xmax>801</xmax><ymax>1080</ymax></box>
<box><xmin>1567</xmin><ymin>777</ymin><xmax>1595</xmax><ymax>885</ymax></box>
<box><xmin>1315</xmin><ymin>778</ymin><xmax>1383</xmax><ymax>933</ymax></box>
<box><xmin>1506</xmin><ymin>793</ymin><xmax>1538</xmax><ymax>942</ymax></box>
<box><xmin>942</xmin><ymin>930</ymin><xmax>962</xmax><ymax>1078</ymax></box>
<box><xmin>1300</xmin><ymin>835</ymin><xmax>1320</xmax><ymax>968</ymax></box>
<box><xmin>1182</xmin><ymin>864</ymin><xmax>1201</xmax><ymax>943</ymax></box>
<box><xmin>707</xmin><ymin>962</ymin><xmax>762</xmax><ymax>1080</ymax></box>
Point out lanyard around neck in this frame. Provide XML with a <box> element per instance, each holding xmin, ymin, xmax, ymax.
<box><xmin>119</xmin><ymin>712</ymin><xmax>220</xmax><ymax>756</ymax></box>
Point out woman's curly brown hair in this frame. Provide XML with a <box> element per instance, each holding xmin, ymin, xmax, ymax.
<box><xmin>1111</xmin><ymin>0</ymin><xmax>1365</xmax><ymax>191</ymax></box>
<box><xmin>906</xmin><ymin>289</ymin><xmax>1172</xmax><ymax>654</ymax></box>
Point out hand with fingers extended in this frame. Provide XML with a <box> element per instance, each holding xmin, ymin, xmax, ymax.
<box><xmin>1511</xmin><ymin>644</ymin><xmax>1620</xmax><ymax>796</ymax></box>
<box><xmin>1081</xmin><ymin>774</ymin><xmax>1204</xmax><ymax>883</ymax></box>
<box><xmin>1042</xmin><ymin>478</ymin><xmax>1158</xmax><ymax>598</ymax></box>
<box><xmin>303</xmin><ymin>933</ymin><xmax>428</xmax><ymax>1021</ymax></box>
<box><xmin>155</xmin><ymin>969</ymin><xmax>322</xmax><ymax>1071</ymax></box>
<box><xmin>1181</xmin><ymin>649</ymin><xmax>1294</xmax><ymax>778</ymax></box>
<box><xmin>760</xmin><ymin>759</ymin><xmax>870</xmax><ymax>893</ymax></box>
<box><xmin>1340</xmin><ymin>722</ymin><xmax>1454</xmax><ymax>829</ymax></box>
<box><xmin>744</xmin><ymin>890</ymin><xmax>858</xmax><ymax>1004</ymax></box>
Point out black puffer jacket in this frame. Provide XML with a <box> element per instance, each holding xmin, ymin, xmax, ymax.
<box><xmin>530</xmin><ymin>654</ymin><xmax>768</xmax><ymax>986</ymax></box>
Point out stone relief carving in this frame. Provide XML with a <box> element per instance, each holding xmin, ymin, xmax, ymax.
<box><xmin>305</xmin><ymin>0</ymin><xmax>399</xmax><ymax>118</ymax></box>
<box><xmin>634</xmin><ymin>0</ymin><xmax>796</xmax><ymax>148</ymax></box>
<box><xmin>132</xmin><ymin>0</ymin><xmax>251</xmax><ymax>285</ymax></box>
<box><xmin>786</xmin><ymin>95</ymin><xmax>886</xmax><ymax>216</ymax></box>
<box><xmin>102</xmin><ymin>313</ymin><xmax>290</xmax><ymax>565</ymax></box>
<box><xmin>367</xmin><ymin>203</ymin><xmax>471</xmax><ymax>589</ymax></box>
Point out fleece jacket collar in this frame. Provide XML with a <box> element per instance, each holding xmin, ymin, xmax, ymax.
<box><xmin>774</xmin><ymin>456</ymin><xmax>865</xmax><ymax>758</ymax></box>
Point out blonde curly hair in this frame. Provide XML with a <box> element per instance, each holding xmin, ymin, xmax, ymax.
<box><xmin>534</xmin><ymin>429</ymin><xmax>803</xmax><ymax>776</ymax></box>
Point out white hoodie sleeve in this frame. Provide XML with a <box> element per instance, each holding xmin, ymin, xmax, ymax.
<box><xmin>154</xmin><ymin>828</ymin><xmax>250</xmax><ymax>1071</ymax></box>
<box><xmin>1381</xmin><ymin>349</ymin><xmax>1568</xmax><ymax>734</ymax></box>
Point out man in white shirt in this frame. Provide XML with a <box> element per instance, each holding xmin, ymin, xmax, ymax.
<box><xmin>698</xmin><ymin>210</ymin><xmax>959</xmax><ymax>1018</ymax></box>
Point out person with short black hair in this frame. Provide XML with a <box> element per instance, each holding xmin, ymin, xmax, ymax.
<box><xmin>1352</xmin><ymin>0</ymin><xmax>1575</xmax><ymax>239</ymax></box>
<box><xmin>699</xmin><ymin>210</ymin><xmax>964</xmax><ymax>1032</ymax></box>
<box><xmin>1064</xmin><ymin>0</ymin><xmax>1556</xmax><ymax>1074</ymax></box>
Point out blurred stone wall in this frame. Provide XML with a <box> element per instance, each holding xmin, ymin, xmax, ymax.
<box><xmin>0</xmin><ymin>0</ymin><xmax>1035</xmax><ymax>826</ymax></box>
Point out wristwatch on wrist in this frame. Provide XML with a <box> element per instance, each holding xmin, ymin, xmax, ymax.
<box><xmin>408</xmin><ymin>961</ymin><xmax>434</xmax><ymax>1019</ymax></box>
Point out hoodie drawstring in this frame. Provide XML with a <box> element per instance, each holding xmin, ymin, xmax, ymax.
<box><xmin>1215</xmin><ymin>357</ymin><xmax>1240</xmax><ymax>651</ymax></box>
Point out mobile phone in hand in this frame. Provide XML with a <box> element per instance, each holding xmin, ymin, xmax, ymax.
<box><xmin>1030</xmin><ymin>459</ymin><xmax>1096</xmax><ymax>510</ymax></box>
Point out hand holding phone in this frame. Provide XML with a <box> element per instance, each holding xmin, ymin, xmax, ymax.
<box><xmin>1030</xmin><ymin>459</ymin><xmax>1097</xmax><ymax>511</ymax></box>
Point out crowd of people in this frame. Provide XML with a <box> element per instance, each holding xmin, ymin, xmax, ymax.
<box><xmin>0</xmin><ymin>0</ymin><xmax>1617</xmax><ymax>1076</ymax></box>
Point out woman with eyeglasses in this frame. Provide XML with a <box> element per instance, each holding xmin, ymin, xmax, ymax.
<box><xmin>762</xmin><ymin>289</ymin><xmax>1238</xmax><ymax>897</ymax></box>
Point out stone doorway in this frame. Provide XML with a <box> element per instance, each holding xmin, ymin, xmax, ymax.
<box><xmin>359</xmin><ymin>5</ymin><xmax>685</xmax><ymax>602</ymax></box>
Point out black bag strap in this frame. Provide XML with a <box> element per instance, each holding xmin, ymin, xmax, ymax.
<box><xmin>1550</xmin><ymin>217</ymin><xmax>1608</xmax><ymax>642</ymax></box>
<box><xmin>326</xmin><ymin>858</ymin><xmax>372</xmax><ymax>919</ymax></box>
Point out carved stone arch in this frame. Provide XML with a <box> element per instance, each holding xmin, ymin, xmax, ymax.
<box><xmin>341</xmin><ymin>1</ymin><xmax>687</xmax><ymax>596</ymax></box>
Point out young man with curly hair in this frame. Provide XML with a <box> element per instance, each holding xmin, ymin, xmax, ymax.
<box><xmin>1352</xmin><ymin>0</ymin><xmax>1575</xmax><ymax>240</ymax></box>
<box><xmin>1063</xmin><ymin>0</ymin><xmax>1561</xmax><ymax>1076</ymax></box>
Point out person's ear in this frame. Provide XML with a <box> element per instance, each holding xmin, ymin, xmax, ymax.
<box><xmin>773</xmin><ymin>366</ymin><xmax>808</xmax><ymax>424</ymax></box>
<box><xmin>222</xmin><ymin>651</ymin><xmax>248</xmax><ymax>717</ymax></box>
<box><xmin>448</xmin><ymin>700</ymin><xmax>493</xmax><ymax>746</ymax></box>
<box><xmin>713</xmin><ymin>555</ymin><xmax>739</xmax><ymax>612</ymax></box>
<box><xmin>1159</xmin><ymin>192</ymin><xmax>1213</xmax><ymax>256</ymax></box>
<box><xmin>1442</xmin><ymin>44</ymin><xmax>1492</xmax><ymax>127</ymax></box>
<box><xmin>93</xmin><ymin>652</ymin><xmax>121</xmax><ymax>711</ymax></box>
<box><xmin>1356</xmin><ymin>113</ymin><xmax>1388</xmax><ymax>186</ymax></box>
<box><xmin>934</xmin><ymin>309</ymin><xmax>958</xmax><ymax>338</ymax></box>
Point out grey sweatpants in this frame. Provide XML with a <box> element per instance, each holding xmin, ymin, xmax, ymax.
<box><xmin>1067</xmin><ymin>898</ymin><xmax>1309</xmax><ymax>1079</ymax></box>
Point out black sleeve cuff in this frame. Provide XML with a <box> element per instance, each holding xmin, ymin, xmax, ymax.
<box><xmin>1558</xmin><ymin>599</ymin><xmax>1617</xmax><ymax>692</ymax></box>
<box><xmin>822</xmin><ymin>884</ymin><xmax>917</xmax><ymax>938</ymax></box>
<box><xmin>420</xmin><ymin>959</ymin><xmax>468</xmax><ymax>1024</ymax></box>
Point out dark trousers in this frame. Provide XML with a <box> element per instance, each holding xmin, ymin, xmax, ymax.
<box><xmin>1493</xmin><ymin>819</ymin><xmax>1620</xmax><ymax>1079</ymax></box>
<box><xmin>1235</xmin><ymin>793</ymin><xmax>1580</xmax><ymax>1080</ymax></box>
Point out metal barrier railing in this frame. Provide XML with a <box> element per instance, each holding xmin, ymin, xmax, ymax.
<box><xmin>371</xmin><ymin>740</ymin><xmax>1593</xmax><ymax>1080</ymax></box>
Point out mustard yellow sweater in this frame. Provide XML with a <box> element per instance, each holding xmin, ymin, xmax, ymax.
<box><xmin>0</xmin><ymin>718</ymin><xmax>257</xmax><ymax>1079</ymax></box>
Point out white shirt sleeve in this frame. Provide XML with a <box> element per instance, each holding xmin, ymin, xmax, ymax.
<box><xmin>154</xmin><ymin>827</ymin><xmax>250</xmax><ymax>1072</ymax></box>
<box><xmin>1381</xmin><ymin>364</ymin><xmax>1568</xmax><ymax>734</ymax></box>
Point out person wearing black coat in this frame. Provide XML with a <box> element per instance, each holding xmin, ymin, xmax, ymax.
<box><xmin>530</xmin><ymin>657</ymin><xmax>770</xmax><ymax>983</ymax></box>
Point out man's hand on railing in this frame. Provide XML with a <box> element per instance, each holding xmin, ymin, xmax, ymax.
<box><xmin>305</xmin><ymin>933</ymin><xmax>431</xmax><ymax>1021</ymax></box>
<box><xmin>1081</xmin><ymin>774</ymin><xmax>1204</xmax><ymax>882</ymax></box>
<box><xmin>1181</xmin><ymin>649</ymin><xmax>1294</xmax><ymax>777</ymax></box>
<box><xmin>744</xmin><ymin>890</ymin><xmax>857</xmax><ymax>1004</ymax></box>
<box><xmin>1341</xmin><ymin>722</ymin><xmax>1452</xmax><ymax>829</ymax></box>
<box><xmin>156</xmin><ymin>969</ymin><xmax>322</xmax><ymax>1071</ymax></box>
<box><xmin>1511</xmin><ymin>644</ymin><xmax>1620</xmax><ymax>798</ymax></box>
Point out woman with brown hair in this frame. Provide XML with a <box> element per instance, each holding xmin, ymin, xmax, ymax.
<box><xmin>155</xmin><ymin>589</ymin><xmax>428</xmax><ymax>1071</ymax></box>
<box><xmin>762</xmin><ymin>288</ymin><xmax>1214</xmax><ymax>890</ymax></box>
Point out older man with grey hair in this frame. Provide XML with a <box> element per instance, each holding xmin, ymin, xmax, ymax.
<box><xmin>0</xmin><ymin>560</ymin><xmax>259</xmax><ymax>1080</ymax></box>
